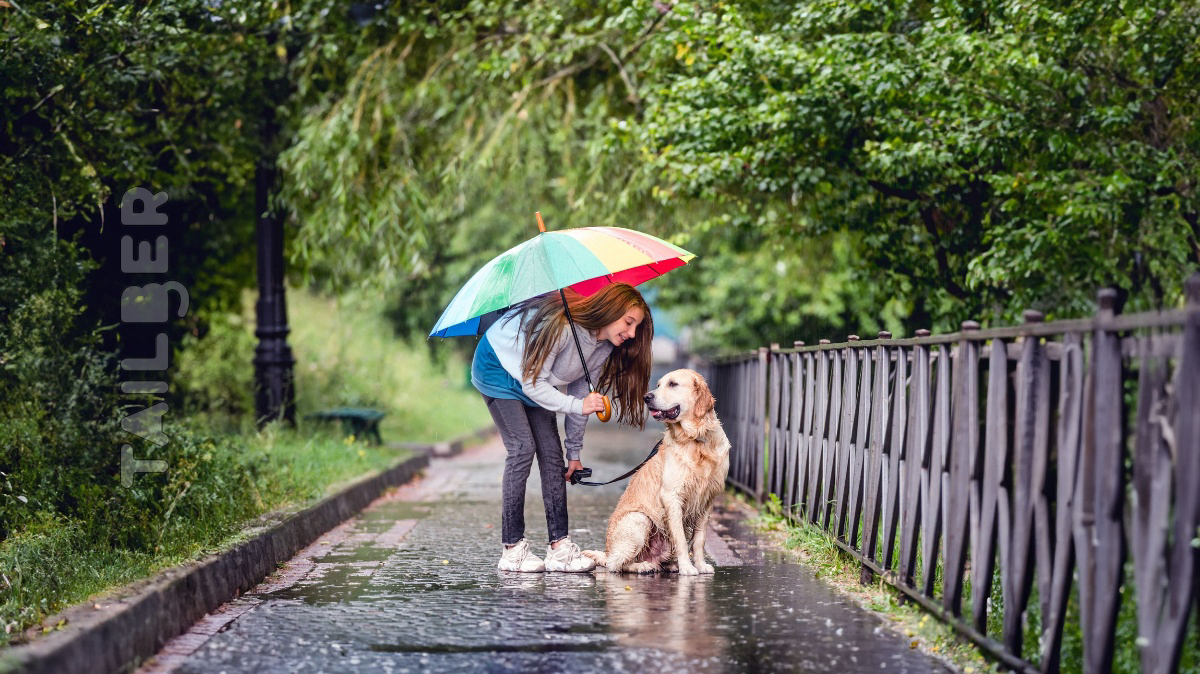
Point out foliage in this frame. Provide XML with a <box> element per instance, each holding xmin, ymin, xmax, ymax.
<box><xmin>635</xmin><ymin>0</ymin><xmax>1200</xmax><ymax>330</ymax></box>
<box><xmin>0</xmin><ymin>0</ymin><xmax>378</xmax><ymax>545</ymax></box>
<box><xmin>0</xmin><ymin>233</ymin><xmax>114</xmax><ymax>540</ymax></box>
<box><xmin>0</xmin><ymin>1</ymin><xmax>484</xmax><ymax>639</ymax></box>
<box><xmin>281</xmin><ymin>0</ymin><xmax>1200</xmax><ymax>351</ymax></box>
<box><xmin>0</xmin><ymin>421</ymin><xmax>412</xmax><ymax>638</ymax></box>
<box><xmin>175</xmin><ymin>306</ymin><xmax>258</xmax><ymax>418</ymax></box>
<box><xmin>277</xmin><ymin>0</ymin><xmax>669</xmax><ymax>341</ymax></box>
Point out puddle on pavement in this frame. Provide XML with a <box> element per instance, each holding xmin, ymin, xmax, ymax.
<box><xmin>173</xmin><ymin>425</ymin><xmax>950</xmax><ymax>674</ymax></box>
<box><xmin>338</xmin><ymin>559</ymin><xmax>942</xmax><ymax>672</ymax></box>
<box><xmin>368</xmin><ymin>642</ymin><xmax>610</xmax><ymax>654</ymax></box>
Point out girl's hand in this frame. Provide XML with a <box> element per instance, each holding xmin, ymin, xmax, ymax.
<box><xmin>581</xmin><ymin>392</ymin><xmax>606</xmax><ymax>415</ymax></box>
<box><xmin>564</xmin><ymin>459</ymin><xmax>584</xmax><ymax>482</ymax></box>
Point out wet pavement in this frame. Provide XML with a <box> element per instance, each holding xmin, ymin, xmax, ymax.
<box><xmin>142</xmin><ymin>424</ymin><xmax>954</xmax><ymax>674</ymax></box>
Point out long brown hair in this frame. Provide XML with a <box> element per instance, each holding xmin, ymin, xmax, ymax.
<box><xmin>509</xmin><ymin>283</ymin><xmax>653</xmax><ymax>428</ymax></box>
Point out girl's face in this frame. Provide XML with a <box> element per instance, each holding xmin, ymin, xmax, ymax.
<box><xmin>599</xmin><ymin>305</ymin><xmax>645</xmax><ymax>347</ymax></box>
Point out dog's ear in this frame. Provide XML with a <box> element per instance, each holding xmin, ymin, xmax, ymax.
<box><xmin>692</xmin><ymin>375</ymin><xmax>715</xmax><ymax>418</ymax></box>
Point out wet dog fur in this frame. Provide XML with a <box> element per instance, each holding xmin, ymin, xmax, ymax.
<box><xmin>583</xmin><ymin>369</ymin><xmax>730</xmax><ymax>575</ymax></box>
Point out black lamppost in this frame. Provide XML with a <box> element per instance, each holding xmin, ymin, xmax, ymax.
<box><xmin>252</xmin><ymin>5</ymin><xmax>385</xmax><ymax>425</ymax></box>
<box><xmin>253</xmin><ymin>153</ymin><xmax>296</xmax><ymax>426</ymax></box>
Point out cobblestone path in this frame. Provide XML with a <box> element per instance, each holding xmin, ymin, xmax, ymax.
<box><xmin>142</xmin><ymin>424</ymin><xmax>953</xmax><ymax>674</ymax></box>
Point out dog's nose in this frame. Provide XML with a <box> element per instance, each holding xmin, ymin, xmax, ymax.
<box><xmin>644</xmin><ymin>392</ymin><xmax>654</xmax><ymax>404</ymax></box>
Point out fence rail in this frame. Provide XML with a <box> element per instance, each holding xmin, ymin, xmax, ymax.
<box><xmin>709</xmin><ymin>278</ymin><xmax>1200</xmax><ymax>674</ymax></box>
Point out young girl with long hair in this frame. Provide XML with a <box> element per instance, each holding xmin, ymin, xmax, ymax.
<box><xmin>471</xmin><ymin>282</ymin><xmax>653</xmax><ymax>572</ymax></box>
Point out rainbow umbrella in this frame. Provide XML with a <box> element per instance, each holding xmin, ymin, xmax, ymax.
<box><xmin>429</xmin><ymin>217</ymin><xmax>695</xmax><ymax>338</ymax></box>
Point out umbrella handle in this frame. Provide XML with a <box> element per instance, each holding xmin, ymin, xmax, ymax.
<box><xmin>597</xmin><ymin>395</ymin><xmax>612</xmax><ymax>423</ymax></box>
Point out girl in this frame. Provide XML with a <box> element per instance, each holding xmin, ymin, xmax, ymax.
<box><xmin>471</xmin><ymin>282</ymin><xmax>653</xmax><ymax>572</ymax></box>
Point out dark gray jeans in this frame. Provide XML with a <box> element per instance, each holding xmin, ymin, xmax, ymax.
<box><xmin>483</xmin><ymin>395</ymin><xmax>569</xmax><ymax>546</ymax></box>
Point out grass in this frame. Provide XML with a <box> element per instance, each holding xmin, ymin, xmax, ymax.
<box><xmin>1</xmin><ymin>426</ymin><xmax>413</xmax><ymax>643</ymax></box>
<box><xmin>1</xmin><ymin>287</ymin><xmax>490</xmax><ymax>643</ymax></box>
<box><xmin>745</xmin><ymin>491</ymin><xmax>1003</xmax><ymax>674</ymax></box>
<box><xmin>747</xmin><ymin>491</ymin><xmax>1200</xmax><ymax>674</ymax></box>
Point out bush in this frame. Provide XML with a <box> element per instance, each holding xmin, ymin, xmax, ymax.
<box><xmin>175</xmin><ymin>306</ymin><xmax>257</xmax><ymax>418</ymax></box>
<box><xmin>0</xmin><ymin>234</ymin><xmax>117</xmax><ymax>540</ymax></box>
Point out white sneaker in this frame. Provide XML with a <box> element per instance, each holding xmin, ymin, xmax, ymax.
<box><xmin>498</xmin><ymin>539</ymin><xmax>546</xmax><ymax>572</ymax></box>
<box><xmin>544</xmin><ymin>537</ymin><xmax>596</xmax><ymax>573</ymax></box>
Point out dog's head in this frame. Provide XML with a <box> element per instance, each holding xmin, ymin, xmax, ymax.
<box><xmin>643</xmin><ymin>369</ymin><xmax>716</xmax><ymax>426</ymax></box>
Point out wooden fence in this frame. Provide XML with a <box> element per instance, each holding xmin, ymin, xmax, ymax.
<box><xmin>709</xmin><ymin>279</ymin><xmax>1200</xmax><ymax>674</ymax></box>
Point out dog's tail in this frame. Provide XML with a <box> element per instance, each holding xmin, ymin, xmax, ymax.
<box><xmin>581</xmin><ymin>550</ymin><xmax>607</xmax><ymax>567</ymax></box>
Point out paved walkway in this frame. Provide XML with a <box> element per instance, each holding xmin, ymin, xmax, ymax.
<box><xmin>141</xmin><ymin>424</ymin><xmax>953</xmax><ymax>673</ymax></box>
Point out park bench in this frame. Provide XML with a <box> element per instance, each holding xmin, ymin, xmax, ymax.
<box><xmin>305</xmin><ymin>407</ymin><xmax>386</xmax><ymax>445</ymax></box>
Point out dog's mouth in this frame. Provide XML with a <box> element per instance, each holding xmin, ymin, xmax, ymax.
<box><xmin>648</xmin><ymin>404</ymin><xmax>681</xmax><ymax>421</ymax></box>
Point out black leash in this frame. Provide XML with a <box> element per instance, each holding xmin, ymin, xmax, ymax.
<box><xmin>559</xmin><ymin>288</ymin><xmax>597</xmax><ymax>393</ymax></box>
<box><xmin>567</xmin><ymin>440</ymin><xmax>662</xmax><ymax>486</ymax></box>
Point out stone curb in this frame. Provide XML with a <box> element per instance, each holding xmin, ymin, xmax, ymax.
<box><xmin>5</xmin><ymin>425</ymin><xmax>496</xmax><ymax>674</ymax></box>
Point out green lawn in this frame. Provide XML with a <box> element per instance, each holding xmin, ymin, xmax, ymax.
<box><xmin>287</xmin><ymin>290</ymin><xmax>487</xmax><ymax>444</ymax></box>
<box><xmin>2</xmin><ymin>288</ymin><xmax>489</xmax><ymax>642</ymax></box>
<box><xmin>751</xmin><ymin>491</ymin><xmax>1200</xmax><ymax>674</ymax></box>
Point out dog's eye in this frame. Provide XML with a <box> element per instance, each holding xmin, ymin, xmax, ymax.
<box><xmin>668</xmin><ymin>381</ymin><xmax>677</xmax><ymax>388</ymax></box>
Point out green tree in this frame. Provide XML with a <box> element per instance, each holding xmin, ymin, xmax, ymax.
<box><xmin>0</xmin><ymin>0</ymin><xmax>378</xmax><ymax>547</ymax></box>
<box><xmin>280</xmin><ymin>0</ymin><xmax>1199</xmax><ymax>350</ymax></box>
<box><xmin>631</xmin><ymin>0</ymin><xmax>1200</xmax><ymax>330</ymax></box>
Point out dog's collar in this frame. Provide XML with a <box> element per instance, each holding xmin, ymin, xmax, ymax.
<box><xmin>669</xmin><ymin>425</ymin><xmax>707</xmax><ymax>444</ymax></box>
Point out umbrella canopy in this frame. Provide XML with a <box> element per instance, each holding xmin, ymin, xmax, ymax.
<box><xmin>430</xmin><ymin>226</ymin><xmax>694</xmax><ymax>338</ymax></box>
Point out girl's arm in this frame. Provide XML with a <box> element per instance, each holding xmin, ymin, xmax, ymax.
<box><xmin>563</xmin><ymin>342</ymin><xmax>611</xmax><ymax>461</ymax></box>
<box><xmin>563</xmin><ymin>377</ymin><xmax>590</xmax><ymax>461</ymax></box>
<box><xmin>517</xmin><ymin>329</ymin><xmax>586</xmax><ymax>416</ymax></box>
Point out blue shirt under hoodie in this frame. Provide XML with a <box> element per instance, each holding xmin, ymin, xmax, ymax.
<box><xmin>471</xmin><ymin>308</ymin><xmax>613</xmax><ymax>461</ymax></box>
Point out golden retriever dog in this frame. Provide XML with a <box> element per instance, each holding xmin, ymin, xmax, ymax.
<box><xmin>583</xmin><ymin>369</ymin><xmax>730</xmax><ymax>575</ymax></box>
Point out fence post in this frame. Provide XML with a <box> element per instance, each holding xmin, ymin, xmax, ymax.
<box><xmin>1001</xmin><ymin>312</ymin><xmax>1046</xmax><ymax>653</ymax></box>
<box><xmin>861</xmin><ymin>330</ymin><xmax>892</xmax><ymax>585</ymax></box>
<box><xmin>767</xmin><ymin>343</ymin><xmax>781</xmax><ymax>502</ymax></box>
<box><xmin>1075</xmin><ymin>289</ymin><xmax>1124</xmax><ymax>674</ymax></box>
<box><xmin>849</xmin><ymin>335</ymin><xmax>874</xmax><ymax>556</ymax></box>
<box><xmin>834</xmin><ymin>335</ymin><xmax>861</xmax><ymax>540</ymax></box>
<box><xmin>755</xmin><ymin>346</ymin><xmax>769</xmax><ymax>503</ymax></box>
<box><xmin>809</xmin><ymin>341</ymin><xmax>833</xmax><ymax>522</ymax></box>
<box><xmin>943</xmin><ymin>321</ymin><xmax>979</xmax><ymax>618</ymax></box>
<box><xmin>881</xmin><ymin>331</ymin><xmax>909</xmax><ymax>570</ymax></box>
<box><xmin>1144</xmin><ymin>273</ymin><xmax>1200</xmax><ymax>673</ymax></box>
<box><xmin>900</xmin><ymin>329</ymin><xmax>931</xmax><ymax>591</ymax></box>
<box><xmin>788</xmin><ymin>341</ymin><xmax>805</xmax><ymax>515</ymax></box>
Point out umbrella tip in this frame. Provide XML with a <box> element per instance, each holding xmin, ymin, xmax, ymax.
<box><xmin>535</xmin><ymin>211</ymin><xmax>546</xmax><ymax>233</ymax></box>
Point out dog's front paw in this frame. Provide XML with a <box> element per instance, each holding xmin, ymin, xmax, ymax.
<box><xmin>696</xmin><ymin>561</ymin><xmax>715</xmax><ymax>574</ymax></box>
<box><xmin>677</xmin><ymin>562</ymin><xmax>699</xmax><ymax>576</ymax></box>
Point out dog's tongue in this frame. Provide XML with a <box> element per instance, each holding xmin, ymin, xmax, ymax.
<box><xmin>650</xmin><ymin>409</ymin><xmax>664</xmax><ymax>420</ymax></box>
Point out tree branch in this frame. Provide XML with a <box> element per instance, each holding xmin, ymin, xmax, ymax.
<box><xmin>1182</xmin><ymin>210</ymin><xmax>1200</xmax><ymax>265</ymax></box>
<box><xmin>918</xmin><ymin>206</ymin><xmax>969</xmax><ymax>299</ymax></box>
<box><xmin>867</xmin><ymin>179</ymin><xmax>924</xmax><ymax>202</ymax></box>
<box><xmin>622</xmin><ymin>2</ymin><xmax>674</xmax><ymax>61</ymax></box>
<box><xmin>597</xmin><ymin>42</ymin><xmax>641</xmax><ymax>112</ymax></box>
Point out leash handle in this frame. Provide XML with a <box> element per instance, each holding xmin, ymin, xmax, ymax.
<box><xmin>571</xmin><ymin>440</ymin><xmax>661</xmax><ymax>486</ymax></box>
<box><xmin>596</xmin><ymin>395</ymin><xmax>612</xmax><ymax>422</ymax></box>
